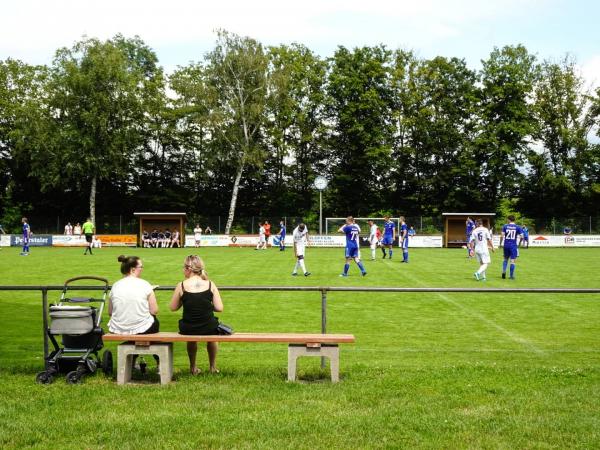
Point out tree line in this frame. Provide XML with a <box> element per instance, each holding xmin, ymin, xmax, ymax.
<box><xmin>1</xmin><ymin>31</ymin><xmax>599</xmax><ymax>233</ymax></box>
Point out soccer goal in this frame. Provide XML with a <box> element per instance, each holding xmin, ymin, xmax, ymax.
<box><xmin>325</xmin><ymin>217</ymin><xmax>401</xmax><ymax>235</ymax></box>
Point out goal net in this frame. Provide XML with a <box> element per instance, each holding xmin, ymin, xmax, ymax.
<box><xmin>325</xmin><ymin>217</ymin><xmax>401</xmax><ymax>235</ymax></box>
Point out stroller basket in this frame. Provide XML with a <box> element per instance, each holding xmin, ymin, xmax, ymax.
<box><xmin>50</xmin><ymin>306</ymin><xmax>96</xmax><ymax>335</ymax></box>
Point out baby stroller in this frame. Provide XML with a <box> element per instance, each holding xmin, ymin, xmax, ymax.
<box><xmin>36</xmin><ymin>276</ymin><xmax>113</xmax><ymax>384</ymax></box>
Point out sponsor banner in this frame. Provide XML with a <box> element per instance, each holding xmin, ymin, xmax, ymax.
<box><xmin>52</xmin><ymin>235</ymin><xmax>87</xmax><ymax>247</ymax></box>
<box><xmin>184</xmin><ymin>235</ymin><xmax>231</xmax><ymax>247</ymax></box>
<box><xmin>11</xmin><ymin>234</ymin><xmax>53</xmax><ymax>247</ymax></box>
<box><xmin>52</xmin><ymin>234</ymin><xmax>137</xmax><ymax>247</ymax></box>
<box><xmin>98</xmin><ymin>235</ymin><xmax>137</xmax><ymax>247</ymax></box>
<box><xmin>305</xmin><ymin>235</ymin><xmax>346</xmax><ymax>247</ymax></box>
<box><xmin>1</xmin><ymin>235</ymin><xmax>10</xmax><ymax>247</ymax></box>
<box><xmin>529</xmin><ymin>234</ymin><xmax>600</xmax><ymax>247</ymax></box>
<box><xmin>407</xmin><ymin>235</ymin><xmax>443</xmax><ymax>248</ymax></box>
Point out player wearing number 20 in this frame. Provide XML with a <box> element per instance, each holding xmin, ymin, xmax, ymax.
<box><xmin>498</xmin><ymin>215</ymin><xmax>523</xmax><ymax>280</ymax></box>
<box><xmin>338</xmin><ymin>216</ymin><xmax>367</xmax><ymax>277</ymax></box>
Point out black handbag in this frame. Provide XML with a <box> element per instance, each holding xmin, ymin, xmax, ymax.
<box><xmin>216</xmin><ymin>321</ymin><xmax>234</xmax><ymax>335</ymax></box>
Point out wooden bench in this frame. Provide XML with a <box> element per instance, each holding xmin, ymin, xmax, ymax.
<box><xmin>103</xmin><ymin>332</ymin><xmax>356</xmax><ymax>385</ymax></box>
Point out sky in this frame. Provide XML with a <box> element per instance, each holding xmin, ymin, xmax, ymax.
<box><xmin>1</xmin><ymin>0</ymin><xmax>599</xmax><ymax>87</ymax></box>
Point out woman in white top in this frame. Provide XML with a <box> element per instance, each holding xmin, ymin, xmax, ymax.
<box><xmin>108</xmin><ymin>255</ymin><xmax>159</xmax><ymax>334</ymax></box>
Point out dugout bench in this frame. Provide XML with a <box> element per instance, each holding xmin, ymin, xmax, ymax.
<box><xmin>103</xmin><ymin>332</ymin><xmax>356</xmax><ymax>384</ymax></box>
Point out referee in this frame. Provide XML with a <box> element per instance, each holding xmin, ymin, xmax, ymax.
<box><xmin>82</xmin><ymin>217</ymin><xmax>95</xmax><ymax>255</ymax></box>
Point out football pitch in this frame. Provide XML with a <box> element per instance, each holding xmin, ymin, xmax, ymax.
<box><xmin>1</xmin><ymin>246</ymin><xmax>599</xmax><ymax>448</ymax></box>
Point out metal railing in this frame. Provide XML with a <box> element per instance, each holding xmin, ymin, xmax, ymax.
<box><xmin>1</xmin><ymin>285</ymin><xmax>599</xmax><ymax>369</ymax></box>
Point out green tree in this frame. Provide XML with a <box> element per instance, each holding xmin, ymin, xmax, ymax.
<box><xmin>263</xmin><ymin>44</ymin><xmax>328</xmax><ymax>215</ymax></box>
<box><xmin>326</xmin><ymin>45</ymin><xmax>394</xmax><ymax>215</ymax></box>
<box><xmin>477</xmin><ymin>45</ymin><xmax>538</xmax><ymax>210</ymax></box>
<box><xmin>0</xmin><ymin>59</ymin><xmax>48</xmax><ymax>226</ymax></box>
<box><xmin>520</xmin><ymin>56</ymin><xmax>598</xmax><ymax>219</ymax></box>
<box><xmin>204</xmin><ymin>31</ymin><xmax>269</xmax><ymax>234</ymax></box>
<box><xmin>390</xmin><ymin>54</ymin><xmax>479</xmax><ymax>214</ymax></box>
<box><xmin>28</xmin><ymin>35</ymin><xmax>163</xmax><ymax>225</ymax></box>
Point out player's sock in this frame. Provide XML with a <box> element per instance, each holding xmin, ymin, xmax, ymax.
<box><xmin>502</xmin><ymin>260</ymin><xmax>508</xmax><ymax>274</ymax></box>
<box><xmin>292</xmin><ymin>261</ymin><xmax>300</xmax><ymax>275</ymax></box>
<box><xmin>299</xmin><ymin>260</ymin><xmax>307</xmax><ymax>274</ymax></box>
<box><xmin>357</xmin><ymin>261</ymin><xmax>366</xmax><ymax>274</ymax></box>
<box><xmin>510</xmin><ymin>264</ymin><xmax>515</xmax><ymax>278</ymax></box>
<box><xmin>343</xmin><ymin>263</ymin><xmax>350</xmax><ymax>275</ymax></box>
<box><xmin>480</xmin><ymin>263</ymin><xmax>488</xmax><ymax>273</ymax></box>
<box><xmin>389</xmin><ymin>250</ymin><xmax>393</xmax><ymax>259</ymax></box>
<box><xmin>371</xmin><ymin>249</ymin><xmax>376</xmax><ymax>260</ymax></box>
<box><xmin>382</xmin><ymin>249</ymin><xmax>386</xmax><ymax>258</ymax></box>
<box><xmin>403</xmin><ymin>251</ymin><xmax>408</xmax><ymax>262</ymax></box>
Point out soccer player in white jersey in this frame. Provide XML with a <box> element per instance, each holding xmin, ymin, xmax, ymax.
<box><xmin>292</xmin><ymin>223</ymin><xmax>311</xmax><ymax>276</ymax></box>
<box><xmin>367</xmin><ymin>220</ymin><xmax>379</xmax><ymax>261</ymax></box>
<box><xmin>469</xmin><ymin>219</ymin><xmax>495</xmax><ymax>281</ymax></box>
<box><xmin>255</xmin><ymin>222</ymin><xmax>267</xmax><ymax>250</ymax></box>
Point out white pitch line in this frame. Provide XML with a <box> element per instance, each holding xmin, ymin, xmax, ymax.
<box><xmin>379</xmin><ymin>257</ymin><xmax>546</xmax><ymax>355</ymax></box>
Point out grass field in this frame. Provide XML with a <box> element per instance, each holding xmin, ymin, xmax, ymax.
<box><xmin>1</xmin><ymin>245</ymin><xmax>599</xmax><ymax>449</ymax></box>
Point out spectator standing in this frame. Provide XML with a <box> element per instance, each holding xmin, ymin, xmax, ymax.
<box><xmin>64</xmin><ymin>222</ymin><xmax>73</xmax><ymax>235</ymax></box>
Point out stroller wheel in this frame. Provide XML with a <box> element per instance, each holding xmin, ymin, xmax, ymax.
<box><xmin>102</xmin><ymin>350</ymin><xmax>113</xmax><ymax>375</ymax></box>
<box><xmin>66</xmin><ymin>370</ymin><xmax>83</xmax><ymax>384</ymax></box>
<box><xmin>36</xmin><ymin>371</ymin><xmax>54</xmax><ymax>384</ymax></box>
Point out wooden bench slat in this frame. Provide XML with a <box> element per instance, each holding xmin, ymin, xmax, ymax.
<box><xmin>104</xmin><ymin>332</ymin><xmax>355</xmax><ymax>344</ymax></box>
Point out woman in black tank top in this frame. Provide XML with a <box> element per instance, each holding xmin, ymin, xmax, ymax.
<box><xmin>170</xmin><ymin>255</ymin><xmax>224</xmax><ymax>374</ymax></box>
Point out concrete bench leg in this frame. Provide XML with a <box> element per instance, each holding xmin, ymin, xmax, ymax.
<box><xmin>287</xmin><ymin>344</ymin><xmax>340</xmax><ymax>383</ymax></box>
<box><xmin>117</xmin><ymin>343</ymin><xmax>173</xmax><ymax>385</ymax></box>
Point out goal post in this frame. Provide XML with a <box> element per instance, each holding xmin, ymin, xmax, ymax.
<box><xmin>325</xmin><ymin>217</ymin><xmax>401</xmax><ymax>235</ymax></box>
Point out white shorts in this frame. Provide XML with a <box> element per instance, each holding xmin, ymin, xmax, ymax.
<box><xmin>295</xmin><ymin>243</ymin><xmax>305</xmax><ymax>257</ymax></box>
<box><xmin>259</xmin><ymin>235</ymin><xmax>266</xmax><ymax>243</ymax></box>
<box><xmin>369</xmin><ymin>237</ymin><xmax>378</xmax><ymax>249</ymax></box>
<box><xmin>476</xmin><ymin>251</ymin><xmax>491</xmax><ymax>265</ymax></box>
<box><xmin>194</xmin><ymin>234</ymin><xmax>201</xmax><ymax>241</ymax></box>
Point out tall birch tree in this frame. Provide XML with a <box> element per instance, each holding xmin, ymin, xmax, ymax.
<box><xmin>205</xmin><ymin>30</ymin><xmax>268</xmax><ymax>234</ymax></box>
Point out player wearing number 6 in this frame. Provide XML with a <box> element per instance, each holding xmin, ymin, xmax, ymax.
<box><xmin>469</xmin><ymin>219</ymin><xmax>495</xmax><ymax>281</ymax></box>
<box><xmin>338</xmin><ymin>216</ymin><xmax>367</xmax><ymax>277</ymax></box>
<box><xmin>498</xmin><ymin>215</ymin><xmax>523</xmax><ymax>280</ymax></box>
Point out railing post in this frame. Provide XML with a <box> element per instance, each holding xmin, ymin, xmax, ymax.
<box><xmin>321</xmin><ymin>288</ymin><xmax>327</xmax><ymax>369</ymax></box>
<box><xmin>42</xmin><ymin>288</ymin><xmax>49</xmax><ymax>368</ymax></box>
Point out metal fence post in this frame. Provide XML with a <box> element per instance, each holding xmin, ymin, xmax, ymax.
<box><xmin>42</xmin><ymin>289</ymin><xmax>49</xmax><ymax>367</ymax></box>
<box><xmin>321</xmin><ymin>288</ymin><xmax>327</xmax><ymax>369</ymax></box>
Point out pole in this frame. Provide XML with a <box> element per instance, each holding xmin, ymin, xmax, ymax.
<box><xmin>319</xmin><ymin>191</ymin><xmax>323</xmax><ymax>235</ymax></box>
<box><xmin>42</xmin><ymin>289</ymin><xmax>49</xmax><ymax>367</ymax></box>
<box><xmin>321</xmin><ymin>289</ymin><xmax>327</xmax><ymax>369</ymax></box>
<box><xmin>119</xmin><ymin>215</ymin><xmax>122</xmax><ymax>235</ymax></box>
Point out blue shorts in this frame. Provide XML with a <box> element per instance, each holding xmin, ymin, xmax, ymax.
<box><xmin>401</xmin><ymin>238</ymin><xmax>409</xmax><ymax>249</ymax></box>
<box><xmin>503</xmin><ymin>246</ymin><xmax>519</xmax><ymax>260</ymax></box>
<box><xmin>381</xmin><ymin>235</ymin><xmax>394</xmax><ymax>245</ymax></box>
<box><xmin>345</xmin><ymin>246</ymin><xmax>359</xmax><ymax>259</ymax></box>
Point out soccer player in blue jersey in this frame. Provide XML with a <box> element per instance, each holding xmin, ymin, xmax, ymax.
<box><xmin>520</xmin><ymin>226</ymin><xmax>529</xmax><ymax>249</ymax></box>
<box><xmin>278</xmin><ymin>220</ymin><xmax>286</xmax><ymax>251</ymax></box>
<box><xmin>338</xmin><ymin>216</ymin><xmax>367</xmax><ymax>277</ymax></box>
<box><xmin>399</xmin><ymin>216</ymin><xmax>409</xmax><ymax>263</ymax></box>
<box><xmin>465</xmin><ymin>216</ymin><xmax>475</xmax><ymax>257</ymax></box>
<box><xmin>21</xmin><ymin>217</ymin><xmax>31</xmax><ymax>256</ymax></box>
<box><xmin>381</xmin><ymin>216</ymin><xmax>396</xmax><ymax>259</ymax></box>
<box><xmin>499</xmin><ymin>215</ymin><xmax>524</xmax><ymax>279</ymax></box>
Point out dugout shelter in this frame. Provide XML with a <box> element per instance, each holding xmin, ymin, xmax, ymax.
<box><xmin>134</xmin><ymin>212</ymin><xmax>187</xmax><ymax>247</ymax></box>
<box><xmin>442</xmin><ymin>213</ymin><xmax>495</xmax><ymax>248</ymax></box>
